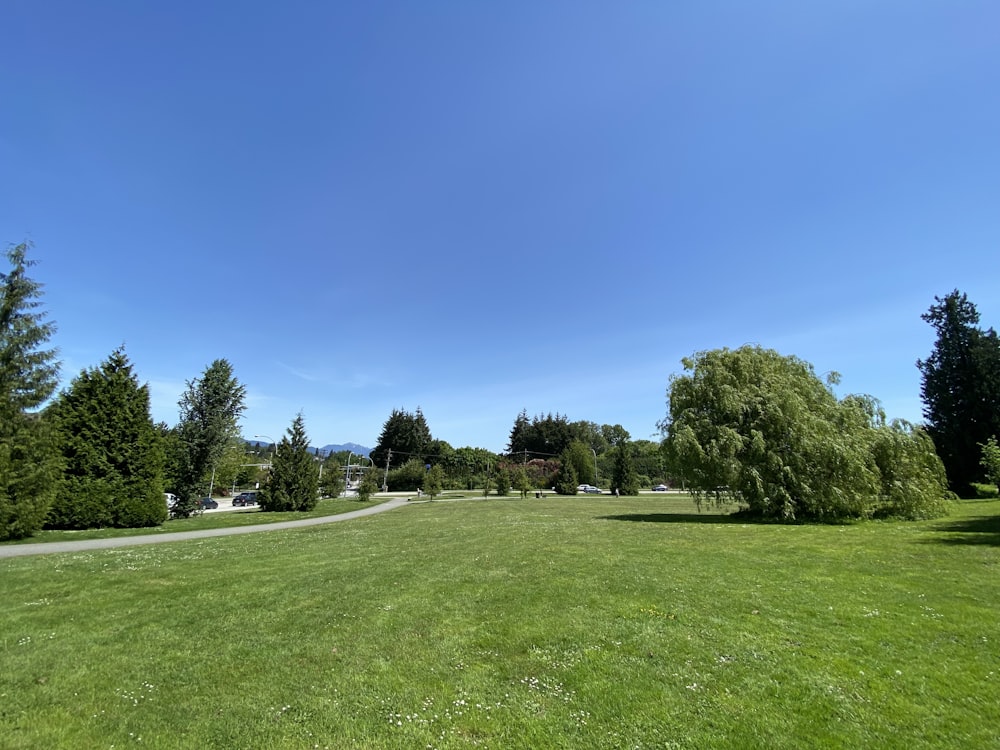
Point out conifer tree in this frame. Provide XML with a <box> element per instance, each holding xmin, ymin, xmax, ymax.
<box><xmin>0</xmin><ymin>243</ymin><xmax>61</xmax><ymax>540</ymax></box>
<box><xmin>611</xmin><ymin>444</ymin><xmax>640</xmax><ymax>496</ymax></box>
<box><xmin>48</xmin><ymin>347</ymin><xmax>166</xmax><ymax>529</ymax></box>
<box><xmin>917</xmin><ymin>291</ymin><xmax>1000</xmax><ymax>495</ymax></box>
<box><xmin>260</xmin><ymin>413</ymin><xmax>319</xmax><ymax>511</ymax></box>
<box><xmin>174</xmin><ymin>359</ymin><xmax>246</xmax><ymax>516</ymax></box>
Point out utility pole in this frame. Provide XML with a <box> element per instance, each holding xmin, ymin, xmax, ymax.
<box><xmin>382</xmin><ymin>449</ymin><xmax>391</xmax><ymax>492</ymax></box>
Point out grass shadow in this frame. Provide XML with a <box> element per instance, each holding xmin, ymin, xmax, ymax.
<box><xmin>925</xmin><ymin>513</ymin><xmax>1000</xmax><ymax>547</ymax></box>
<box><xmin>597</xmin><ymin>512</ymin><xmax>747</xmax><ymax>525</ymax></box>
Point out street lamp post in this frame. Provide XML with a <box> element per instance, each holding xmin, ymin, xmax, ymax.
<box><xmin>591</xmin><ymin>448</ymin><xmax>599</xmax><ymax>487</ymax></box>
<box><xmin>345</xmin><ymin>452</ymin><xmax>354</xmax><ymax>496</ymax></box>
<box><xmin>254</xmin><ymin>435</ymin><xmax>276</xmax><ymax>468</ymax></box>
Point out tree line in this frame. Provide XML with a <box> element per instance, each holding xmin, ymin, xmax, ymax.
<box><xmin>2</xmin><ymin>242</ymin><xmax>997</xmax><ymax>539</ymax></box>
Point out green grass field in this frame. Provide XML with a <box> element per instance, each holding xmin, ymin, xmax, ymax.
<box><xmin>2</xmin><ymin>494</ymin><xmax>998</xmax><ymax>749</ymax></box>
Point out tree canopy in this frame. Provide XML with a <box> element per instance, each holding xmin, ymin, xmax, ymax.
<box><xmin>48</xmin><ymin>347</ymin><xmax>166</xmax><ymax>529</ymax></box>
<box><xmin>662</xmin><ymin>345</ymin><xmax>950</xmax><ymax>522</ymax></box>
<box><xmin>370</xmin><ymin>407</ymin><xmax>432</xmax><ymax>470</ymax></box>
<box><xmin>260</xmin><ymin>413</ymin><xmax>319</xmax><ymax>512</ymax></box>
<box><xmin>173</xmin><ymin>359</ymin><xmax>246</xmax><ymax>516</ymax></box>
<box><xmin>0</xmin><ymin>243</ymin><xmax>61</xmax><ymax>540</ymax></box>
<box><xmin>917</xmin><ymin>290</ymin><xmax>1000</xmax><ymax>496</ymax></box>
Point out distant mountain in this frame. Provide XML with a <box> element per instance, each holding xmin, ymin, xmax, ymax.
<box><xmin>320</xmin><ymin>443</ymin><xmax>371</xmax><ymax>457</ymax></box>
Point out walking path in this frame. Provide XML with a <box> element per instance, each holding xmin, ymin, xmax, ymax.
<box><xmin>0</xmin><ymin>497</ymin><xmax>411</xmax><ymax>559</ymax></box>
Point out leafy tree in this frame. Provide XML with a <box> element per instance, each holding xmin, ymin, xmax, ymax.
<box><xmin>513</xmin><ymin>466</ymin><xmax>533</xmax><ymax>498</ymax></box>
<box><xmin>173</xmin><ymin>359</ymin><xmax>246</xmax><ymax>516</ymax></box>
<box><xmin>212</xmin><ymin>439</ymin><xmax>250</xmax><ymax>496</ymax></box>
<box><xmin>386</xmin><ymin>458</ymin><xmax>428</xmax><ymax>491</ymax></box>
<box><xmin>662</xmin><ymin>345</ymin><xmax>949</xmax><ymax>522</ymax></box>
<box><xmin>562</xmin><ymin>440</ymin><xmax>596</xmax><ymax>486</ymax></box>
<box><xmin>981</xmin><ymin>437</ymin><xmax>1000</xmax><ymax>494</ymax></box>
<box><xmin>0</xmin><ymin>243</ymin><xmax>61</xmax><ymax>540</ymax></box>
<box><xmin>917</xmin><ymin>291</ymin><xmax>1000</xmax><ymax>496</ymax></box>
<box><xmin>48</xmin><ymin>347</ymin><xmax>166</xmax><ymax>529</ymax></box>
<box><xmin>356</xmin><ymin>463</ymin><xmax>380</xmax><ymax>501</ymax></box>
<box><xmin>370</xmin><ymin>407</ymin><xmax>432</xmax><ymax>470</ymax></box>
<box><xmin>260</xmin><ymin>413</ymin><xmax>319</xmax><ymax>511</ymax></box>
<box><xmin>423</xmin><ymin>464</ymin><xmax>445</xmax><ymax>500</ymax></box>
<box><xmin>494</xmin><ymin>466</ymin><xmax>511</xmax><ymax>497</ymax></box>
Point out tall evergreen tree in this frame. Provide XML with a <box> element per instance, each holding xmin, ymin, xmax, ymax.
<box><xmin>174</xmin><ymin>359</ymin><xmax>246</xmax><ymax>516</ymax></box>
<box><xmin>0</xmin><ymin>243</ymin><xmax>61</xmax><ymax>540</ymax></box>
<box><xmin>48</xmin><ymin>347</ymin><xmax>166</xmax><ymax>529</ymax></box>
<box><xmin>370</xmin><ymin>407</ymin><xmax>433</xmax><ymax>470</ymax></box>
<box><xmin>260</xmin><ymin>413</ymin><xmax>319</xmax><ymax>511</ymax></box>
<box><xmin>611</xmin><ymin>444</ymin><xmax>640</xmax><ymax>496</ymax></box>
<box><xmin>917</xmin><ymin>291</ymin><xmax>1000</xmax><ymax>495</ymax></box>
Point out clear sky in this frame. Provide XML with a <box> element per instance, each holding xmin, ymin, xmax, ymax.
<box><xmin>3</xmin><ymin>1</ymin><xmax>999</xmax><ymax>453</ymax></box>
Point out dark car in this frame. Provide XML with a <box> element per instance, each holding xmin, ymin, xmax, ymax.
<box><xmin>232</xmin><ymin>491</ymin><xmax>259</xmax><ymax>507</ymax></box>
<box><xmin>198</xmin><ymin>497</ymin><xmax>219</xmax><ymax>510</ymax></box>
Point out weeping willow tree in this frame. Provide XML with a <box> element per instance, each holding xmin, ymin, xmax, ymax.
<box><xmin>660</xmin><ymin>345</ymin><xmax>951</xmax><ymax>522</ymax></box>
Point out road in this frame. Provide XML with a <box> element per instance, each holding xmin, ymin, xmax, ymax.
<box><xmin>0</xmin><ymin>497</ymin><xmax>410</xmax><ymax>559</ymax></box>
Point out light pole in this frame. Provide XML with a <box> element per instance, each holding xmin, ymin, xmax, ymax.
<box><xmin>254</xmin><ymin>435</ymin><xmax>276</xmax><ymax>468</ymax></box>
<box><xmin>591</xmin><ymin>448</ymin><xmax>599</xmax><ymax>487</ymax></box>
<box><xmin>345</xmin><ymin>452</ymin><xmax>354</xmax><ymax>496</ymax></box>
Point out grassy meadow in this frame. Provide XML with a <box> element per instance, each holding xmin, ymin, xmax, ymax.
<box><xmin>2</xmin><ymin>494</ymin><xmax>998</xmax><ymax>748</ymax></box>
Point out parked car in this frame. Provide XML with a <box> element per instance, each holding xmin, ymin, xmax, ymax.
<box><xmin>198</xmin><ymin>497</ymin><xmax>219</xmax><ymax>510</ymax></box>
<box><xmin>577</xmin><ymin>484</ymin><xmax>602</xmax><ymax>494</ymax></box>
<box><xmin>652</xmin><ymin>484</ymin><xmax>669</xmax><ymax>492</ymax></box>
<box><xmin>232</xmin><ymin>491</ymin><xmax>259</xmax><ymax>507</ymax></box>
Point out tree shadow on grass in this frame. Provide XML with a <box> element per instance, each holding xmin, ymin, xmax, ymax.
<box><xmin>923</xmin><ymin>513</ymin><xmax>1000</xmax><ymax>547</ymax></box>
<box><xmin>597</xmin><ymin>512</ymin><xmax>749</xmax><ymax>525</ymax></box>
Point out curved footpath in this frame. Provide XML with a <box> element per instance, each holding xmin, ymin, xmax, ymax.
<box><xmin>0</xmin><ymin>497</ymin><xmax>411</xmax><ymax>559</ymax></box>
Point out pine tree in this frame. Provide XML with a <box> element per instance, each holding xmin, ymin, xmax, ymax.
<box><xmin>611</xmin><ymin>444</ymin><xmax>640</xmax><ymax>496</ymax></box>
<box><xmin>261</xmin><ymin>413</ymin><xmax>319</xmax><ymax>511</ymax></box>
<box><xmin>370</xmin><ymin>407</ymin><xmax>433</xmax><ymax>470</ymax></box>
<box><xmin>917</xmin><ymin>291</ymin><xmax>1000</xmax><ymax>495</ymax></box>
<box><xmin>173</xmin><ymin>359</ymin><xmax>246</xmax><ymax>516</ymax></box>
<box><xmin>0</xmin><ymin>243</ymin><xmax>61</xmax><ymax>540</ymax></box>
<box><xmin>48</xmin><ymin>347</ymin><xmax>166</xmax><ymax>529</ymax></box>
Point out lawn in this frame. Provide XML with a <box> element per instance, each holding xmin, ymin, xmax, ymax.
<box><xmin>2</xmin><ymin>494</ymin><xmax>998</xmax><ymax>749</ymax></box>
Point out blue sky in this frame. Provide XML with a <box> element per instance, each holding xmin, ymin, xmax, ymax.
<box><xmin>3</xmin><ymin>1</ymin><xmax>999</xmax><ymax>453</ymax></box>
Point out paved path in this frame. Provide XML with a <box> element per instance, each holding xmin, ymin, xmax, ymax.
<box><xmin>0</xmin><ymin>497</ymin><xmax>411</xmax><ymax>559</ymax></box>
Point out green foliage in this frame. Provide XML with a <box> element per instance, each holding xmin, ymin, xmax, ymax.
<box><xmin>562</xmin><ymin>440</ymin><xmax>596</xmax><ymax>486</ymax></box>
<box><xmin>506</xmin><ymin>411</ymin><xmax>577</xmax><ymax>458</ymax></box>
<box><xmin>868</xmin><ymin>418</ymin><xmax>952</xmax><ymax>519</ymax></box>
<box><xmin>554</xmin><ymin>458</ymin><xmax>579</xmax><ymax>495</ymax></box>
<box><xmin>260</xmin><ymin>413</ymin><xmax>319</xmax><ymax>512</ymax></box>
<box><xmin>918</xmin><ymin>290</ymin><xmax>1000</xmax><ymax>495</ymax></box>
<box><xmin>356</xmin><ymin>464</ymin><xmax>380</xmax><ymax>502</ymax></box>
<box><xmin>0</xmin><ymin>243</ymin><xmax>61</xmax><ymax>540</ymax></box>
<box><xmin>47</xmin><ymin>347</ymin><xmax>166</xmax><ymax>529</ymax></box>
<box><xmin>173</xmin><ymin>359</ymin><xmax>246</xmax><ymax>516</ymax></box>
<box><xmin>663</xmin><ymin>346</ymin><xmax>950</xmax><ymax>522</ymax></box>
<box><xmin>370</xmin><ymin>407</ymin><xmax>432</xmax><ymax>470</ymax></box>
<box><xmin>512</xmin><ymin>466</ymin><xmax>532</xmax><ymax>498</ymax></box>
<box><xmin>386</xmin><ymin>458</ymin><xmax>428</xmax><ymax>492</ymax></box>
<box><xmin>494</xmin><ymin>466</ymin><xmax>511</xmax><ymax>497</ymax></box>
<box><xmin>981</xmin><ymin>437</ymin><xmax>1000</xmax><ymax>493</ymax></box>
<box><xmin>611</xmin><ymin>443</ymin><xmax>640</xmax><ymax>496</ymax></box>
<box><xmin>423</xmin><ymin>464</ymin><xmax>445</xmax><ymax>500</ymax></box>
